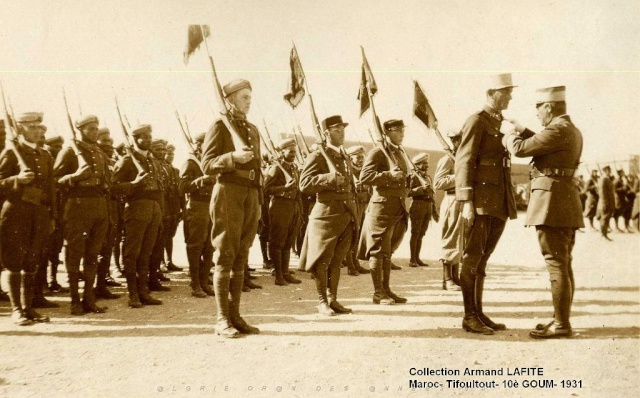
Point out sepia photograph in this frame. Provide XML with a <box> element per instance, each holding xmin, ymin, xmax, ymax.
<box><xmin>0</xmin><ymin>0</ymin><xmax>638</xmax><ymax>396</ymax></box>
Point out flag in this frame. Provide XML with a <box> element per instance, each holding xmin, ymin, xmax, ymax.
<box><xmin>413</xmin><ymin>81</ymin><xmax>437</xmax><ymax>129</ymax></box>
<box><xmin>283</xmin><ymin>46</ymin><xmax>306</xmax><ymax>109</ymax></box>
<box><xmin>358</xmin><ymin>47</ymin><xmax>377</xmax><ymax>117</ymax></box>
<box><xmin>183</xmin><ymin>25</ymin><xmax>211</xmax><ymax>65</ymax></box>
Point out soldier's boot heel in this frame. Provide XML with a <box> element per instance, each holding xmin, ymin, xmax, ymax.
<box><xmin>462</xmin><ymin>316</ymin><xmax>494</xmax><ymax>335</ymax></box>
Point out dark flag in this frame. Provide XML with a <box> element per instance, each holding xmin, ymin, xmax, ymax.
<box><xmin>413</xmin><ymin>80</ymin><xmax>437</xmax><ymax>129</ymax></box>
<box><xmin>283</xmin><ymin>45</ymin><xmax>306</xmax><ymax>109</ymax></box>
<box><xmin>184</xmin><ymin>25</ymin><xmax>211</xmax><ymax>65</ymax></box>
<box><xmin>358</xmin><ymin>47</ymin><xmax>377</xmax><ymax>117</ymax></box>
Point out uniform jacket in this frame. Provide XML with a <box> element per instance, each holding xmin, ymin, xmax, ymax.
<box><xmin>53</xmin><ymin>141</ymin><xmax>110</xmax><ymax>198</ymax></box>
<box><xmin>111</xmin><ymin>150</ymin><xmax>163</xmax><ymax>203</ymax></box>
<box><xmin>455</xmin><ymin>105</ymin><xmax>517</xmax><ymax>220</ymax></box>
<box><xmin>597</xmin><ymin>175</ymin><xmax>615</xmax><ymax>217</ymax></box>
<box><xmin>201</xmin><ymin>116</ymin><xmax>261</xmax><ymax>189</ymax></box>
<box><xmin>180</xmin><ymin>157</ymin><xmax>214</xmax><ymax>203</ymax></box>
<box><xmin>434</xmin><ymin>155</ymin><xmax>456</xmax><ymax>192</ymax></box>
<box><xmin>505</xmin><ymin>114</ymin><xmax>584</xmax><ymax>228</ymax></box>
<box><xmin>264</xmin><ymin>161</ymin><xmax>301</xmax><ymax>201</ymax></box>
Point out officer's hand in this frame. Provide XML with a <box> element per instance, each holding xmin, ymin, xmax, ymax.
<box><xmin>462</xmin><ymin>200</ymin><xmax>475</xmax><ymax>227</ymax></box>
<box><xmin>17</xmin><ymin>171</ymin><xmax>35</xmax><ymax>184</ymax></box>
<box><xmin>132</xmin><ymin>172</ymin><xmax>149</xmax><ymax>186</ymax></box>
<box><xmin>505</xmin><ymin>119</ymin><xmax>525</xmax><ymax>134</ymax></box>
<box><xmin>73</xmin><ymin>164</ymin><xmax>93</xmax><ymax>181</ymax></box>
<box><xmin>197</xmin><ymin>175</ymin><xmax>214</xmax><ymax>187</ymax></box>
<box><xmin>335</xmin><ymin>173</ymin><xmax>346</xmax><ymax>186</ymax></box>
<box><xmin>284</xmin><ymin>179</ymin><xmax>297</xmax><ymax>189</ymax></box>
<box><xmin>232</xmin><ymin>150</ymin><xmax>254</xmax><ymax>164</ymax></box>
<box><xmin>389</xmin><ymin>170</ymin><xmax>404</xmax><ymax>181</ymax></box>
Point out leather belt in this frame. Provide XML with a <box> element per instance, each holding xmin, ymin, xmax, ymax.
<box><xmin>532</xmin><ymin>167</ymin><xmax>577</xmax><ymax>178</ymax></box>
<box><xmin>478</xmin><ymin>157</ymin><xmax>511</xmax><ymax>168</ymax></box>
<box><xmin>445</xmin><ymin>190</ymin><xmax>456</xmax><ymax>195</ymax></box>
<box><xmin>235</xmin><ymin>169</ymin><xmax>256</xmax><ymax>181</ymax></box>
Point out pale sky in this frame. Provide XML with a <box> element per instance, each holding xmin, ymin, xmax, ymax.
<box><xmin>1</xmin><ymin>0</ymin><xmax>638</xmax><ymax>170</ymax></box>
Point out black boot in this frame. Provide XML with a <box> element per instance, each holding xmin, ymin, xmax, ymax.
<box><xmin>199</xmin><ymin>253</ymin><xmax>215</xmax><ymax>296</ymax></box>
<box><xmin>32</xmin><ymin>262</ymin><xmax>59</xmax><ymax>308</ymax></box>
<box><xmin>229</xmin><ymin>269</ymin><xmax>259</xmax><ymax>334</ymax></box>
<box><xmin>328</xmin><ymin>262</ymin><xmax>351</xmax><ymax>314</ymax></box>
<box><xmin>441</xmin><ymin>260</ymin><xmax>461</xmax><ymax>291</ymax></box>
<box><xmin>271</xmin><ymin>247</ymin><xmax>288</xmax><ymax>286</ymax></box>
<box><xmin>82</xmin><ymin>261</ymin><xmax>107</xmax><ymax>313</ymax></box>
<box><xmin>138</xmin><ymin>268</ymin><xmax>162</xmax><ymax>305</ymax></box>
<box><xmin>314</xmin><ymin>264</ymin><xmax>335</xmax><ymax>316</ymax></box>
<box><xmin>530</xmin><ymin>277</ymin><xmax>573</xmax><ymax>339</ymax></box>
<box><xmin>243</xmin><ymin>263</ymin><xmax>262</xmax><ymax>289</ymax></box>
<box><xmin>460</xmin><ymin>272</ymin><xmax>493</xmax><ymax>335</ymax></box>
<box><xmin>187</xmin><ymin>247</ymin><xmax>207</xmax><ymax>298</ymax></box>
<box><xmin>416</xmin><ymin>238</ymin><xmax>428</xmax><ymax>267</ymax></box>
<box><xmin>22</xmin><ymin>272</ymin><xmax>50</xmax><ymax>323</ymax></box>
<box><xmin>344</xmin><ymin>250</ymin><xmax>359</xmax><ymax>276</ymax></box>
<box><xmin>68</xmin><ymin>272</ymin><xmax>84</xmax><ymax>315</ymax></box>
<box><xmin>125</xmin><ymin>273</ymin><xmax>143</xmax><ymax>308</ymax></box>
<box><xmin>408</xmin><ymin>233</ymin><xmax>419</xmax><ymax>267</ymax></box>
<box><xmin>282</xmin><ymin>250</ymin><xmax>301</xmax><ymax>284</ymax></box>
<box><xmin>475</xmin><ymin>276</ymin><xmax>505</xmax><ymax>331</ymax></box>
<box><xmin>8</xmin><ymin>271</ymin><xmax>32</xmax><ymax>326</ymax></box>
<box><xmin>370</xmin><ymin>257</ymin><xmax>394</xmax><ymax>305</ymax></box>
<box><xmin>95</xmin><ymin>257</ymin><xmax>120</xmax><ymax>300</ymax></box>
<box><xmin>383</xmin><ymin>257</ymin><xmax>406</xmax><ymax>303</ymax></box>
<box><xmin>353</xmin><ymin>251</ymin><xmax>370</xmax><ymax>274</ymax></box>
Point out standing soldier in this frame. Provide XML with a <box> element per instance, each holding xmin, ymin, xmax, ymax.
<box><xmin>0</xmin><ymin>119</ymin><xmax>7</xmax><ymax>302</ymax></box>
<box><xmin>358</xmin><ymin>119</ymin><xmax>409</xmax><ymax>305</ymax></box>
<box><xmin>111</xmin><ymin>124</ymin><xmax>163</xmax><ymax>308</ymax></box>
<box><xmin>257</xmin><ymin>154</ymin><xmax>273</xmax><ymax>270</ymax></box>
<box><xmin>504</xmin><ymin>85</ymin><xmax>584</xmax><ymax>339</ymax></box>
<box><xmin>455</xmin><ymin>74</ymin><xmax>518</xmax><ymax>334</ymax></box>
<box><xmin>433</xmin><ymin>131</ymin><xmax>463</xmax><ymax>291</ymax></box>
<box><xmin>164</xmin><ymin>144</ymin><xmax>183</xmax><ymax>271</ymax></box>
<box><xmin>343</xmin><ymin>145</ymin><xmax>371</xmax><ymax>276</ymax></box>
<box><xmin>179</xmin><ymin>132</ymin><xmax>216</xmax><ymax>298</ymax></box>
<box><xmin>597</xmin><ymin>165</ymin><xmax>615</xmax><ymax>241</ymax></box>
<box><xmin>583</xmin><ymin>169</ymin><xmax>599</xmax><ymax>230</ymax></box>
<box><xmin>299</xmin><ymin>115</ymin><xmax>357</xmax><ymax>315</ymax></box>
<box><xmin>0</xmin><ymin>112</ymin><xmax>55</xmax><ymax>324</ymax></box>
<box><xmin>407</xmin><ymin>153</ymin><xmax>438</xmax><ymax>268</ymax></box>
<box><xmin>201</xmin><ymin>79</ymin><xmax>261</xmax><ymax>337</ymax></box>
<box><xmin>264</xmin><ymin>138</ymin><xmax>302</xmax><ymax>286</ymax></box>
<box><xmin>612</xmin><ymin>169</ymin><xmax>630</xmax><ymax>232</ymax></box>
<box><xmin>54</xmin><ymin>115</ymin><xmax>111</xmax><ymax>315</ymax></box>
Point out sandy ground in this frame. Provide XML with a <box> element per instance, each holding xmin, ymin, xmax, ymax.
<box><xmin>0</xmin><ymin>213</ymin><xmax>638</xmax><ymax>398</ymax></box>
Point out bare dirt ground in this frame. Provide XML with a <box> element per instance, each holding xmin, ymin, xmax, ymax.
<box><xmin>1</xmin><ymin>213</ymin><xmax>638</xmax><ymax>398</ymax></box>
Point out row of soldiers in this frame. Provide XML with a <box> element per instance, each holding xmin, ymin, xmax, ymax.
<box><xmin>580</xmin><ymin>167</ymin><xmax>639</xmax><ymax>240</ymax></box>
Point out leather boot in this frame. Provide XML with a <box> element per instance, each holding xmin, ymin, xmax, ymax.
<box><xmin>22</xmin><ymin>272</ymin><xmax>50</xmax><ymax>322</ymax></box>
<box><xmin>353</xmin><ymin>251</ymin><xmax>370</xmax><ymax>274</ymax></box>
<box><xmin>314</xmin><ymin>264</ymin><xmax>335</xmax><ymax>316</ymax></box>
<box><xmin>199</xmin><ymin>255</ymin><xmax>215</xmax><ymax>296</ymax></box>
<box><xmin>32</xmin><ymin>263</ymin><xmax>59</xmax><ymax>308</ymax></box>
<box><xmin>9</xmin><ymin>271</ymin><xmax>32</xmax><ymax>326</ymax></box>
<box><xmin>138</xmin><ymin>269</ymin><xmax>162</xmax><ymax>305</ymax></box>
<box><xmin>82</xmin><ymin>260</ymin><xmax>107</xmax><ymax>313</ymax></box>
<box><xmin>530</xmin><ymin>278</ymin><xmax>573</xmax><ymax>339</ymax></box>
<box><xmin>344</xmin><ymin>251</ymin><xmax>359</xmax><ymax>276</ymax></box>
<box><xmin>187</xmin><ymin>247</ymin><xmax>207</xmax><ymax>298</ymax></box>
<box><xmin>328</xmin><ymin>262</ymin><xmax>352</xmax><ymax>314</ymax></box>
<box><xmin>95</xmin><ymin>257</ymin><xmax>120</xmax><ymax>300</ymax></box>
<box><xmin>475</xmin><ymin>276</ymin><xmax>505</xmax><ymax>331</ymax></box>
<box><xmin>282</xmin><ymin>250</ymin><xmax>301</xmax><ymax>284</ymax></box>
<box><xmin>125</xmin><ymin>273</ymin><xmax>142</xmax><ymax>308</ymax></box>
<box><xmin>408</xmin><ymin>233</ymin><xmax>419</xmax><ymax>267</ymax></box>
<box><xmin>229</xmin><ymin>269</ymin><xmax>259</xmax><ymax>335</ymax></box>
<box><xmin>68</xmin><ymin>272</ymin><xmax>85</xmax><ymax>315</ymax></box>
<box><xmin>416</xmin><ymin>238</ymin><xmax>428</xmax><ymax>267</ymax></box>
<box><xmin>214</xmin><ymin>271</ymin><xmax>240</xmax><ymax>337</ymax></box>
<box><xmin>243</xmin><ymin>263</ymin><xmax>262</xmax><ymax>289</ymax></box>
<box><xmin>370</xmin><ymin>257</ymin><xmax>394</xmax><ymax>305</ymax></box>
<box><xmin>383</xmin><ymin>257</ymin><xmax>407</xmax><ymax>303</ymax></box>
<box><xmin>460</xmin><ymin>272</ymin><xmax>493</xmax><ymax>335</ymax></box>
<box><xmin>441</xmin><ymin>260</ymin><xmax>461</xmax><ymax>291</ymax></box>
<box><xmin>260</xmin><ymin>239</ymin><xmax>272</xmax><ymax>269</ymax></box>
<box><xmin>271</xmin><ymin>248</ymin><xmax>287</xmax><ymax>286</ymax></box>
<box><xmin>451</xmin><ymin>263</ymin><xmax>461</xmax><ymax>286</ymax></box>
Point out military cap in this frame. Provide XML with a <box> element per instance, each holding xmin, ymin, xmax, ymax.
<box><xmin>194</xmin><ymin>132</ymin><xmax>206</xmax><ymax>143</ymax></box>
<box><xmin>602</xmin><ymin>165</ymin><xmax>611</xmax><ymax>172</ymax></box>
<box><xmin>277</xmin><ymin>138</ymin><xmax>296</xmax><ymax>151</ymax></box>
<box><xmin>383</xmin><ymin>119</ymin><xmax>405</xmax><ymax>132</ymax></box>
<box><xmin>487</xmin><ymin>73</ymin><xmax>517</xmax><ymax>90</ymax></box>
<box><xmin>131</xmin><ymin>124</ymin><xmax>152</xmax><ymax>136</ymax></box>
<box><xmin>45</xmin><ymin>135</ymin><xmax>64</xmax><ymax>145</ymax></box>
<box><xmin>75</xmin><ymin>114</ymin><xmax>99</xmax><ymax>129</ymax></box>
<box><xmin>447</xmin><ymin>129</ymin><xmax>462</xmax><ymax>138</ymax></box>
<box><xmin>97</xmin><ymin>127</ymin><xmax>110</xmax><ymax>140</ymax></box>
<box><xmin>321</xmin><ymin>115</ymin><xmax>349</xmax><ymax>131</ymax></box>
<box><xmin>346</xmin><ymin>145</ymin><xmax>365</xmax><ymax>156</ymax></box>
<box><xmin>98</xmin><ymin>137</ymin><xmax>114</xmax><ymax>146</ymax></box>
<box><xmin>535</xmin><ymin>86</ymin><xmax>565</xmax><ymax>104</ymax></box>
<box><xmin>16</xmin><ymin>112</ymin><xmax>43</xmax><ymax>124</ymax></box>
<box><xmin>166</xmin><ymin>144</ymin><xmax>176</xmax><ymax>152</ymax></box>
<box><xmin>115</xmin><ymin>142</ymin><xmax>126</xmax><ymax>151</ymax></box>
<box><xmin>223</xmin><ymin>79</ymin><xmax>252</xmax><ymax>97</ymax></box>
<box><xmin>412</xmin><ymin>152</ymin><xmax>429</xmax><ymax>164</ymax></box>
<box><xmin>150</xmin><ymin>139</ymin><xmax>167</xmax><ymax>149</ymax></box>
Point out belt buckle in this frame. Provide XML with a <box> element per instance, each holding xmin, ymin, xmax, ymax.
<box><xmin>248</xmin><ymin>169</ymin><xmax>255</xmax><ymax>181</ymax></box>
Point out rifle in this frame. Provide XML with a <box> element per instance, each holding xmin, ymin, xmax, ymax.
<box><xmin>0</xmin><ymin>82</ymin><xmax>30</xmax><ymax>171</ymax></box>
<box><xmin>175</xmin><ymin>111</ymin><xmax>204</xmax><ymax>173</ymax></box>
<box><xmin>62</xmin><ymin>88</ymin><xmax>88</xmax><ymax>168</ymax></box>
<box><xmin>114</xmin><ymin>96</ymin><xmax>144</xmax><ymax>173</ymax></box>
<box><xmin>292</xmin><ymin>132</ymin><xmax>306</xmax><ymax>163</ymax></box>
<box><xmin>295</xmin><ymin>125</ymin><xmax>311</xmax><ymax>156</ymax></box>
<box><xmin>261</xmin><ymin>120</ymin><xmax>293</xmax><ymax>182</ymax></box>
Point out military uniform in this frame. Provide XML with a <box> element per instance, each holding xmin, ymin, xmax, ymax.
<box><xmin>407</xmin><ymin>153</ymin><xmax>438</xmax><ymax>268</ymax></box>
<box><xmin>358</xmin><ymin>121</ymin><xmax>409</xmax><ymax>305</ymax></box>
<box><xmin>148</xmin><ymin>140</ymin><xmax>172</xmax><ymax>291</ymax></box>
<box><xmin>163</xmin><ymin>145</ymin><xmax>183</xmax><ymax>272</ymax></box>
<box><xmin>343</xmin><ymin>145</ymin><xmax>371</xmax><ymax>276</ymax></box>
<box><xmin>54</xmin><ymin>115</ymin><xmax>112</xmax><ymax>315</ymax></box>
<box><xmin>455</xmin><ymin>74</ymin><xmax>518</xmax><ymax>334</ymax></box>
<box><xmin>263</xmin><ymin>139</ymin><xmax>302</xmax><ymax>286</ymax></box>
<box><xmin>597</xmin><ymin>169</ymin><xmax>615</xmax><ymax>239</ymax></box>
<box><xmin>200</xmin><ymin>79</ymin><xmax>261</xmax><ymax>337</ymax></box>
<box><xmin>504</xmin><ymin>85</ymin><xmax>584</xmax><ymax>338</ymax></box>
<box><xmin>179</xmin><ymin>143</ymin><xmax>215</xmax><ymax>298</ymax></box>
<box><xmin>0</xmin><ymin>112</ymin><xmax>55</xmax><ymax>325</ymax></box>
<box><xmin>582</xmin><ymin>172</ymin><xmax>599</xmax><ymax>229</ymax></box>
<box><xmin>299</xmin><ymin>118</ymin><xmax>357</xmax><ymax>315</ymax></box>
<box><xmin>111</xmin><ymin>125</ymin><xmax>163</xmax><ymax>308</ymax></box>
